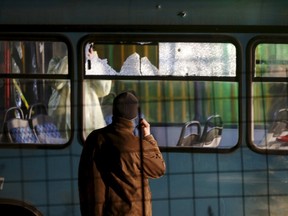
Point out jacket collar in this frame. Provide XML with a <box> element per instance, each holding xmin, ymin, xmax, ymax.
<box><xmin>112</xmin><ymin>116</ymin><xmax>135</xmax><ymax>132</ymax></box>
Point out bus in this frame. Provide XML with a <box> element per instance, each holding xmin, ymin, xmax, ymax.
<box><xmin>0</xmin><ymin>0</ymin><xmax>288</xmax><ymax>215</ymax></box>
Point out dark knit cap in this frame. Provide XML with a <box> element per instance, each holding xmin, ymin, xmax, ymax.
<box><xmin>113</xmin><ymin>91</ymin><xmax>139</xmax><ymax>120</ymax></box>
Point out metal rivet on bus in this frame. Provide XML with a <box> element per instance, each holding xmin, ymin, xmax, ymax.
<box><xmin>156</xmin><ymin>4</ymin><xmax>162</xmax><ymax>9</ymax></box>
<box><xmin>178</xmin><ymin>11</ymin><xmax>187</xmax><ymax>18</ymax></box>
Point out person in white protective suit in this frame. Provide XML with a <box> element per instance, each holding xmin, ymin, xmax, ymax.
<box><xmin>47</xmin><ymin>44</ymin><xmax>112</xmax><ymax>139</ymax></box>
<box><xmin>47</xmin><ymin>56</ymin><xmax>71</xmax><ymax>139</ymax></box>
<box><xmin>83</xmin><ymin>77</ymin><xmax>112</xmax><ymax>138</ymax></box>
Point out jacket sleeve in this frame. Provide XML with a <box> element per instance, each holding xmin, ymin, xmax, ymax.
<box><xmin>78</xmin><ymin>133</ymin><xmax>105</xmax><ymax>216</ymax></box>
<box><xmin>141</xmin><ymin>134</ymin><xmax>166</xmax><ymax>179</ymax></box>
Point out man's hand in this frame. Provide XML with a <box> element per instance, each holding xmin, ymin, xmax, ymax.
<box><xmin>139</xmin><ymin>118</ymin><xmax>150</xmax><ymax>137</ymax></box>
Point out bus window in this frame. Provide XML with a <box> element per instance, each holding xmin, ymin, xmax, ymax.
<box><xmin>0</xmin><ymin>40</ymin><xmax>71</xmax><ymax>146</ymax></box>
<box><xmin>251</xmin><ymin>42</ymin><xmax>288</xmax><ymax>152</ymax></box>
<box><xmin>84</xmin><ymin>42</ymin><xmax>236</xmax><ymax>76</ymax></box>
<box><xmin>82</xmin><ymin>39</ymin><xmax>239</xmax><ymax>150</ymax></box>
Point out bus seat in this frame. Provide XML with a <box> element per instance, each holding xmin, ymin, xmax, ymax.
<box><xmin>0</xmin><ymin>198</ymin><xmax>43</xmax><ymax>216</ymax></box>
<box><xmin>28</xmin><ymin>103</ymin><xmax>67</xmax><ymax>144</ymax></box>
<box><xmin>177</xmin><ymin>121</ymin><xmax>202</xmax><ymax>146</ymax></box>
<box><xmin>200</xmin><ymin>115</ymin><xmax>223</xmax><ymax>147</ymax></box>
<box><xmin>3</xmin><ymin>107</ymin><xmax>40</xmax><ymax>144</ymax></box>
<box><xmin>269</xmin><ymin>108</ymin><xmax>288</xmax><ymax>137</ymax></box>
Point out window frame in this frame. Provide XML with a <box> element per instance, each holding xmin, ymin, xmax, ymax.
<box><xmin>248</xmin><ymin>36</ymin><xmax>288</xmax><ymax>154</ymax></box>
<box><xmin>0</xmin><ymin>34</ymin><xmax>74</xmax><ymax>149</ymax></box>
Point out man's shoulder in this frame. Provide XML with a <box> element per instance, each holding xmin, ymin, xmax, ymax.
<box><xmin>85</xmin><ymin>125</ymin><xmax>112</xmax><ymax>143</ymax></box>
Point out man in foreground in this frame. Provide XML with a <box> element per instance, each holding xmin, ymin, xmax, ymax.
<box><xmin>78</xmin><ymin>91</ymin><xmax>166</xmax><ymax>216</ymax></box>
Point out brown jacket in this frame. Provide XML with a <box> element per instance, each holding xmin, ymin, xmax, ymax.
<box><xmin>78</xmin><ymin>117</ymin><xmax>166</xmax><ymax>216</ymax></box>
